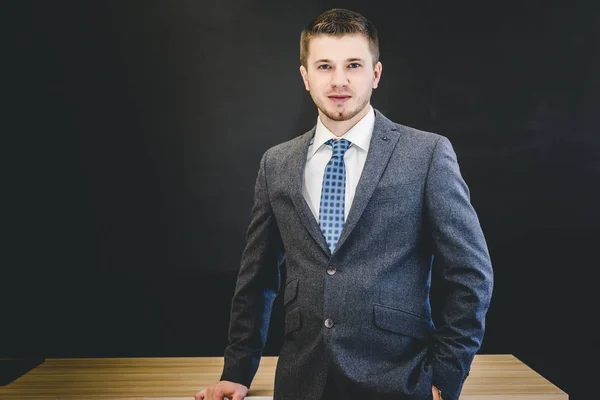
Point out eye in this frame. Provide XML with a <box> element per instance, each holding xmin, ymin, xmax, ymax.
<box><xmin>317</xmin><ymin>64</ymin><xmax>331</xmax><ymax>70</ymax></box>
<box><xmin>348</xmin><ymin>63</ymin><xmax>361</xmax><ymax>68</ymax></box>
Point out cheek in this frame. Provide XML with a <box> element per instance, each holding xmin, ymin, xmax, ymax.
<box><xmin>308</xmin><ymin>79</ymin><xmax>326</xmax><ymax>94</ymax></box>
<box><xmin>353</xmin><ymin>79</ymin><xmax>370</xmax><ymax>94</ymax></box>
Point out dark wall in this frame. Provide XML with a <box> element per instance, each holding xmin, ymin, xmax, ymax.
<box><xmin>4</xmin><ymin>1</ymin><xmax>599</xmax><ymax>399</ymax></box>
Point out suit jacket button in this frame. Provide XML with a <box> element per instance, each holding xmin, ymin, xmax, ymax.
<box><xmin>326</xmin><ymin>266</ymin><xmax>336</xmax><ymax>275</ymax></box>
<box><xmin>324</xmin><ymin>318</ymin><xmax>334</xmax><ymax>328</ymax></box>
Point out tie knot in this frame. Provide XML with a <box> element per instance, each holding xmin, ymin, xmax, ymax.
<box><xmin>326</xmin><ymin>138</ymin><xmax>351</xmax><ymax>158</ymax></box>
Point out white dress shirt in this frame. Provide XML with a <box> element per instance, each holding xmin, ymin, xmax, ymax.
<box><xmin>302</xmin><ymin>105</ymin><xmax>375</xmax><ymax>223</ymax></box>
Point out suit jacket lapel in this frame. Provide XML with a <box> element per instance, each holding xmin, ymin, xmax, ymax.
<box><xmin>289</xmin><ymin>127</ymin><xmax>331</xmax><ymax>256</ymax></box>
<box><xmin>288</xmin><ymin>109</ymin><xmax>400</xmax><ymax>257</ymax></box>
<box><xmin>334</xmin><ymin>109</ymin><xmax>400</xmax><ymax>254</ymax></box>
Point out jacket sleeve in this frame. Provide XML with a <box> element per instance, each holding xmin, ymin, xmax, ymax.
<box><xmin>424</xmin><ymin>136</ymin><xmax>494</xmax><ymax>400</ymax></box>
<box><xmin>220</xmin><ymin>149</ymin><xmax>285</xmax><ymax>388</ymax></box>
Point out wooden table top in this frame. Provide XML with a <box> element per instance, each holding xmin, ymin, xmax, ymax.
<box><xmin>0</xmin><ymin>354</ymin><xmax>567</xmax><ymax>399</ymax></box>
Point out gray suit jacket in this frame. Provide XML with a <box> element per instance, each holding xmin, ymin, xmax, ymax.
<box><xmin>220</xmin><ymin>109</ymin><xmax>494</xmax><ymax>400</ymax></box>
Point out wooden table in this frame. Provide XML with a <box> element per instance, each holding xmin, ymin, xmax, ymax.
<box><xmin>0</xmin><ymin>355</ymin><xmax>567</xmax><ymax>399</ymax></box>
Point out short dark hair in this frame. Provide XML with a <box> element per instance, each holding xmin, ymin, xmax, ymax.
<box><xmin>300</xmin><ymin>8</ymin><xmax>379</xmax><ymax>68</ymax></box>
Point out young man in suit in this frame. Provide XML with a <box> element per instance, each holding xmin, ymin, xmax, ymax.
<box><xmin>196</xmin><ymin>8</ymin><xmax>493</xmax><ymax>400</ymax></box>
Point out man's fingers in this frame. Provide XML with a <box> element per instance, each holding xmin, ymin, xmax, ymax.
<box><xmin>195</xmin><ymin>382</ymin><xmax>247</xmax><ymax>400</ymax></box>
<box><xmin>204</xmin><ymin>389</ymin><xmax>227</xmax><ymax>400</ymax></box>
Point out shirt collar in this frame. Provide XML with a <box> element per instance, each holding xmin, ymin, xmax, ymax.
<box><xmin>308</xmin><ymin>104</ymin><xmax>375</xmax><ymax>159</ymax></box>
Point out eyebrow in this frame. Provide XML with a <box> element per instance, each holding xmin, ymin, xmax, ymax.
<box><xmin>313</xmin><ymin>58</ymin><xmax>365</xmax><ymax>65</ymax></box>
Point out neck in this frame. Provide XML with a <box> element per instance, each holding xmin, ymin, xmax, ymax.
<box><xmin>319</xmin><ymin>104</ymin><xmax>371</xmax><ymax>137</ymax></box>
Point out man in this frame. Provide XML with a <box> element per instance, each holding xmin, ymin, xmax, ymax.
<box><xmin>196</xmin><ymin>8</ymin><xmax>493</xmax><ymax>400</ymax></box>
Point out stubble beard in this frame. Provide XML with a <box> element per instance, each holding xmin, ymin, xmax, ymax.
<box><xmin>311</xmin><ymin>88</ymin><xmax>372</xmax><ymax>122</ymax></box>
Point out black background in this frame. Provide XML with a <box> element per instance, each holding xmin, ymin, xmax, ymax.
<box><xmin>4</xmin><ymin>1</ymin><xmax>599</xmax><ymax>399</ymax></box>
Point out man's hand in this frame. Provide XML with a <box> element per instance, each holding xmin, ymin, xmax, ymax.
<box><xmin>432</xmin><ymin>384</ymin><xmax>443</xmax><ymax>400</ymax></box>
<box><xmin>194</xmin><ymin>380</ymin><xmax>248</xmax><ymax>400</ymax></box>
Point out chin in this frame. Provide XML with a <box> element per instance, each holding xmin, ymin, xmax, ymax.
<box><xmin>327</xmin><ymin>108</ymin><xmax>358</xmax><ymax>122</ymax></box>
<box><xmin>329</xmin><ymin>112</ymin><xmax>351</xmax><ymax>121</ymax></box>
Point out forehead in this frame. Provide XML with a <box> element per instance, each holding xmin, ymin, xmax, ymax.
<box><xmin>307</xmin><ymin>34</ymin><xmax>372</xmax><ymax>63</ymax></box>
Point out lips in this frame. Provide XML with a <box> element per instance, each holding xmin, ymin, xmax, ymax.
<box><xmin>328</xmin><ymin>95</ymin><xmax>351</xmax><ymax>104</ymax></box>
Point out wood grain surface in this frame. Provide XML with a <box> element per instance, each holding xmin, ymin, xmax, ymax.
<box><xmin>0</xmin><ymin>354</ymin><xmax>567</xmax><ymax>399</ymax></box>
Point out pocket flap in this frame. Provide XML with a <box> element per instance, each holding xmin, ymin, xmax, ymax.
<box><xmin>283</xmin><ymin>278</ymin><xmax>299</xmax><ymax>306</ymax></box>
<box><xmin>373</xmin><ymin>303</ymin><xmax>433</xmax><ymax>340</ymax></box>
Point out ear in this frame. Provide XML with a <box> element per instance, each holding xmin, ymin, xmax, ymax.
<box><xmin>372</xmin><ymin>61</ymin><xmax>383</xmax><ymax>89</ymax></box>
<box><xmin>299</xmin><ymin>65</ymin><xmax>310</xmax><ymax>91</ymax></box>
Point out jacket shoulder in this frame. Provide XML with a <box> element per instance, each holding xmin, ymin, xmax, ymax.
<box><xmin>374</xmin><ymin>108</ymin><xmax>447</xmax><ymax>148</ymax></box>
<box><xmin>394</xmin><ymin>122</ymin><xmax>447</xmax><ymax>146</ymax></box>
<box><xmin>262</xmin><ymin>129</ymin><xmax>312</xmax><ymax>161</ymax></box>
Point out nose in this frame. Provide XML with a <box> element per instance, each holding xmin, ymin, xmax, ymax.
<box><xmin>330</xmin><ymin>67</ymin><xmax>349</xmax><ymax>88</ymax></box>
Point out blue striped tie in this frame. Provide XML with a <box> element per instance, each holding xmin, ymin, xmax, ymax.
<box><xmin>319</xmin><ymin>138</ymin><xmax>351</xmax><ymax>254</ymax></box>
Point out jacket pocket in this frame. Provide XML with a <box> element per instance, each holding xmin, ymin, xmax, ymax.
<box><xmin>284</xmin><ymin>306</ymin><xmax>301</xmax><ymax>334</ymax></box>
<box><xmin>373</xmin><ymin>303</ymin><xmax>433</xmax><ymax>340</ymax></box>
<box><xmin>283</xmin><ymin>278</ymin><xmax>299</xmax><ymax>307</ymax></box>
